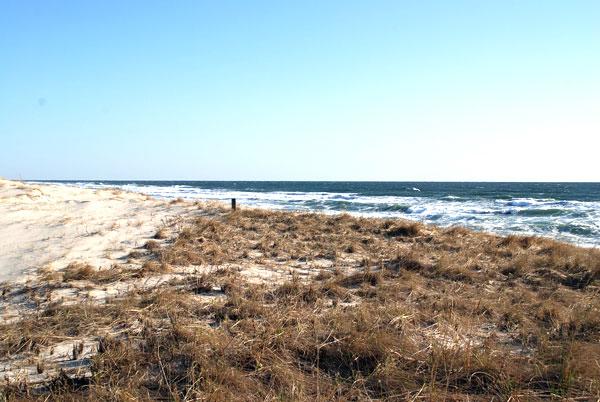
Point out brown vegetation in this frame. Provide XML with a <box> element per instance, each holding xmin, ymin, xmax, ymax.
<box><xmin>1</xmin><ymin>207</ymin><xmax>600</xmax><ymax>400</ymax></box>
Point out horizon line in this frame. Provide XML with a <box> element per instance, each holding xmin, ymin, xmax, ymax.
<box><xmin>20</xmin><ymin>178</ymin><xmax>600</xmax><ymax>184</ymax></box>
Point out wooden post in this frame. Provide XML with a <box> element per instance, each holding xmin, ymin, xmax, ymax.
<box><xmin>231</xmin><ymin>198</ymin><xmax>236</xmax><ymax>210</ymax></box>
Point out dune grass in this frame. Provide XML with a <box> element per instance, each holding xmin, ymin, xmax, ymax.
<box><xmin>1</xmin><ymin>207</ymin><xmax>600</xmax><ymax>400</ymax></box>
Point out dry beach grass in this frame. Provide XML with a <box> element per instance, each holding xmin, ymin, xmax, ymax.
<box><xmin>1</xmin><ymin>198</ymin><xmax>600</xmax><ymax>400</ymax></box>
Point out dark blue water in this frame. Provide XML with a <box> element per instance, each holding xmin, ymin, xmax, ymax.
<box><xmin>41</xmin><ymin>181</ymin><xmax>600</xmax><ymax>201</ymax></box>
<box><xmin>35</xmin><ymin>181</ymin><xmax>600</xmax><ymax>247</ymax></box>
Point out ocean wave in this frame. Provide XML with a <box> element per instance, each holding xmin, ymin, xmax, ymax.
<box><xmin>512</xmin><ymin>208</ymin><xmax>569</xmax><ymax>217</ymax></box>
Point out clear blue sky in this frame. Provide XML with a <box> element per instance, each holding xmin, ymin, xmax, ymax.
<box><xmin>1</xmin><ymin>1</ymin><xmax>599</xmax><ymax>181</ymax></box>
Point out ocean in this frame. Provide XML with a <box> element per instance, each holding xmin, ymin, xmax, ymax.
<box><xmin>34</xmin><ymin>181</ymin><xmax>600</xmax><ymax>248</ymax></box>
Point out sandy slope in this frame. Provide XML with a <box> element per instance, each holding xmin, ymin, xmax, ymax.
<box><xmin>0</xmin><ymin>179</ymin><xmax>197</xmax><ymax>282</ymax></box>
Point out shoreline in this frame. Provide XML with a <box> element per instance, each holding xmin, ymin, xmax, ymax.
<box><xmin>1</xmin><ymin>178</ymin><xmax>596</xmax><ymax>285</ymax></box>
<box><xmin>1</xmin><ymin>178</ymin><xmax>600</xmax><ymax>399</ymax></box>
<box><xmin>21</xmin><ymin>179</ymin><xmax>600</xmax><ymax>249</ymax></box>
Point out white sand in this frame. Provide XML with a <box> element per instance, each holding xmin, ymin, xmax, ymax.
<box><xmin>0</xmin><ymin>179</ymin><xmax>198</xmax><ymax>282</ymax></box>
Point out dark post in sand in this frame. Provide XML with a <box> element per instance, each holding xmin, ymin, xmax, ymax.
<box><xmin>231</xmin><ymin>198</ymin><xmax>236</xmax><ymax>210</ymax></box>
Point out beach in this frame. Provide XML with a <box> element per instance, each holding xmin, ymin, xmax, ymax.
<box><xmin>0</xmin><ymin>179</ymin><xmax>200</xmax><ymax>283</ymax></box>
<box><xmin>1</xmin><ymin>179</ymin><xmax>600</xmax><ymax>400</ymax></box>
<box><xmin>4</xmin><ymin>0</ymin><xmax>599</xmax><ymax>399</ymax></box>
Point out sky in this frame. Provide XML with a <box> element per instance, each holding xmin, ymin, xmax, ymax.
<box><xmin>1</xmin><ymin>1</ymin><xmax>599</xmax><ymax>181</ymax></box>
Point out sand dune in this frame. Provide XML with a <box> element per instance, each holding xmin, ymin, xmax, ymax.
<box><xmin>1</xmin><ymin>179</ymin><xmax>600</xmax><ymax>399</ymax></box>
<box><xmin>0</xmin><ymin>179</ymin><xmax>197</xmax><ymax>282</ymax></box>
